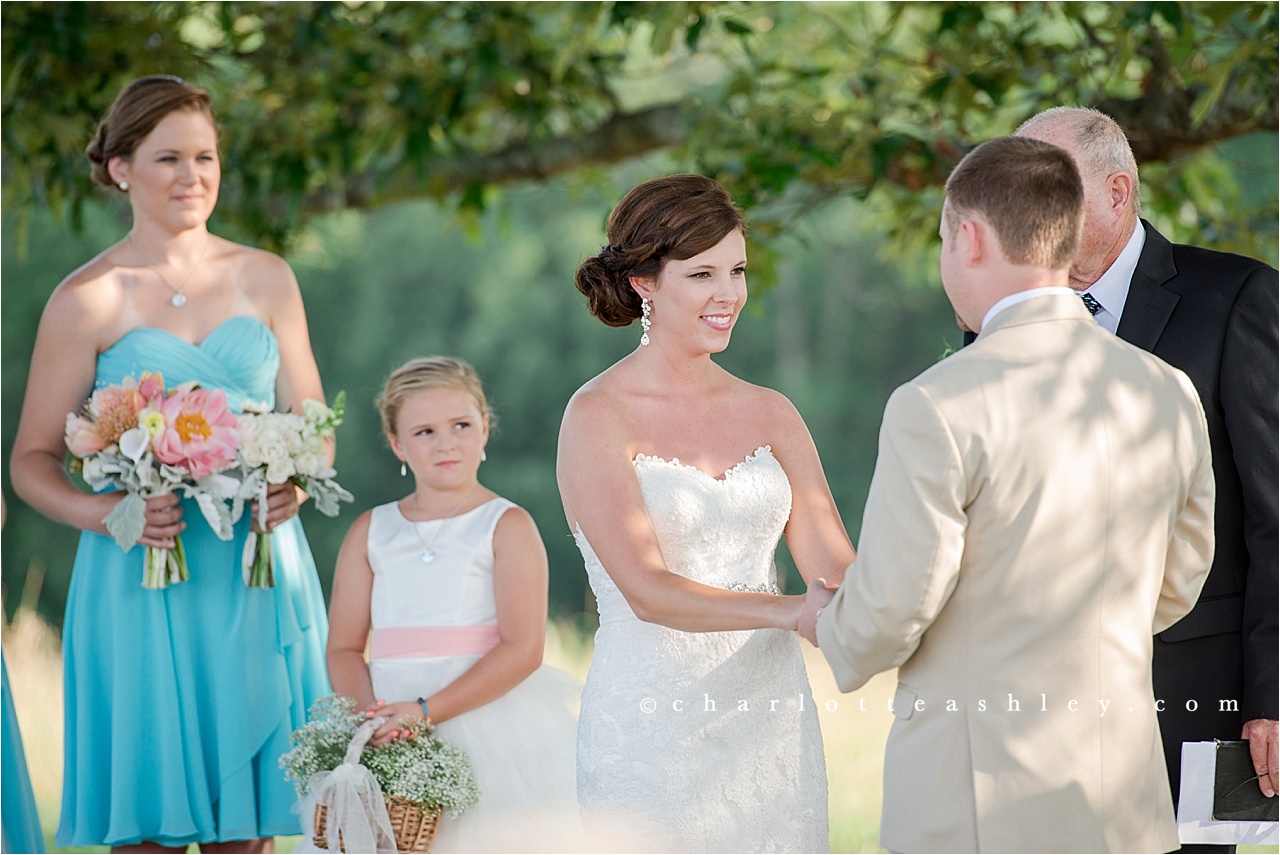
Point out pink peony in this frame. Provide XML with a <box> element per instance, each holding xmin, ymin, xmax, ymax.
<box><xmin>152</xmin><ymin>385</ymin><xmax>240</xmax><ymax>480</ymax></box>
<box><xmin>65</xmin><ymin>413</ymin><xmax>108</xmax><ymax>457</ymax></box>
<box><xmin>137</xmin><ymin>371</ymin><xmax>166</xmax><ymax>405</ymax></box>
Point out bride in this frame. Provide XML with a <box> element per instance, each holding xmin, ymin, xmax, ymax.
<box><xmin>557</xmin><ymin>174</ymin><xmax>857</xmax><ymax>853</ymax></box>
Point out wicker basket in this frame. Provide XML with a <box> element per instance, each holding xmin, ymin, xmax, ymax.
<box><xmin>313</xmin><ymin>794</ymin><xmax>441</xmax><ymax>853</ymax></box>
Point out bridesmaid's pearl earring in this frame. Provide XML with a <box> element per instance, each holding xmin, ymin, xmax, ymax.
<box><xmin>400</xmin><ymin>461</ymin><xmax>407</xmax><ymax>477</ymax></box>
<box><xmin>118</xmin><ymin>181</ymin><xmax>129</xmax><ymax>191</ymax></box>
<box><xmin>640</xmin><ymin>297</ymin><xmax>652</xmax><ymax>346</ymax></box>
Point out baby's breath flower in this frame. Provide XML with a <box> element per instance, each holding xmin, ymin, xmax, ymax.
<box><xmin>280</xmin><ymin>693</ymin><xmax>479</xmax><ymax>816</ymax></box>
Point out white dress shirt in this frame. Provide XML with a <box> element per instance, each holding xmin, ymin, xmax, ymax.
<box><xmin>1080</xmin><ymin>223</ymin><xmax>1146</xmax><ymax>334</ymax></box>
<box><xmin>980</xmin><ymin>286</ymin><xmax>1079</xmax><ymax>333</ymax></box>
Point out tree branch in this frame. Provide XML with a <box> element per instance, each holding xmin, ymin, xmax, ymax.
<box><xmin>286</xmin><ymin>84</ymin><xmax>1274</xmax><ymax>223</ymax></box>
<box><xmin>298</xmin><ymin>104</ymin><xmax>688</xmax><ymax>215</ymax></box>
<box><xmin>1099</xmin><ymin>87</ymin><xmax>1279</xmax><ymax>162</ymax></box>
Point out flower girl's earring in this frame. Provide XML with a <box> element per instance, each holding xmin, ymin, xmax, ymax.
<box><xmin>400</xmin><ymin>461</ymin><xmax>407</xmax><ymax>477</ymax></box>
<box><xmin>480</xmin><ymin>449</ymin><xmax>487</xmax><ymax>462</ymax></box>
<box><xmin>640</xmin><ymin>297</ymin><xmax>652</xmax><ymax>346</ymax></box>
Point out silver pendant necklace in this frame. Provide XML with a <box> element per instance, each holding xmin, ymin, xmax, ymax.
<box><xmin>409</xmin><ymin>484</ymin><xmax>479</xmax><ymax>563</ymax></box>
<box><xmin>128</xmin><ymin>232</ymin><xmax>210</xmax><ymax>308</ymax></box>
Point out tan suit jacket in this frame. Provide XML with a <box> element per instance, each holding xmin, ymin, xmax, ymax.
<box><xmin>818</xmin><ymin>293</ymin><xmax>1215</xmax><ymax>853</ymax></box>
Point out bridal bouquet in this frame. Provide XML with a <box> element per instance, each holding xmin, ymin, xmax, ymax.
<box><xmin>65</xmin><ymin>372</ymin><xmax>241</xmax><ymax>589</ymax></box>
<box><xmin>233</xmin><ymin>393</ymin><xmax>353</xmax><ymax>588</ymax></box>
<box><xmin>281</xmin><ymin>694</ymin><xmax>479</xmax><ymax>852</ymax></box>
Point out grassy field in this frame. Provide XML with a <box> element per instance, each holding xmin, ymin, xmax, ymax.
<box><xmin>4</xmin><ymin>607</ymin><xmax>892</xmax><ymax>853</ymax></box>
<box><xmin>16</xmin><ymin>609</ymin><xmax>1272</xmax><ymax>855</ymax></box>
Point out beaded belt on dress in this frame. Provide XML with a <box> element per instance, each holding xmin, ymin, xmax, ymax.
<box><xmin>370</xmin><ymin>625</ymin><xmax>501</xmax><ymax>659</ymax></box>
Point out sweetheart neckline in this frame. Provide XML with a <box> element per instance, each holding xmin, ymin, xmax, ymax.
<box><xmin>632</xmin><ymin>445</ymin><xmax>774</xmax><ymax>483</ymax></box>
<box><xmin>101</xmin><ymin>315</ymin><xmax>273</xmax><ymax>356</ymax></box>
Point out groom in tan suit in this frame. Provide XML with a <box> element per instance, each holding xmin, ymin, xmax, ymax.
<box><xmin>804</xmin><ymin>137</ymin><xmax>1215</xmax><ymax>853</ymax></box>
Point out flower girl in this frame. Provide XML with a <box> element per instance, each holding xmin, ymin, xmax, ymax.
<box><xmin>324</xmin><ymin>357</ymin><xmax>579</xmax><ymax>852</ymax></box>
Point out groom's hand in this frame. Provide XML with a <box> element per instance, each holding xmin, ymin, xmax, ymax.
<box><xmin>798</xmin><ymin>579</ymin><xmax>836</xmax><ymax>647</ymax></box>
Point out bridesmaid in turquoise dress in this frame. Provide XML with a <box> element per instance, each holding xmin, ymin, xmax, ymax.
<box><xmin>9</xmin><ymin>76</ymin><xmax>330</xmax><ymax>853</ymax></box>
<box><xmin>2</xmin><ymin>653</ymin><xmax>45</xmax><ymax>853</ymax></box>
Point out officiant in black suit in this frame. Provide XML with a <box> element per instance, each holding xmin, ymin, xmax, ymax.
<box><xmin>996</xmin><ymin>106</ymin><xmax>1277</xmax><ymax>851</ymax></box>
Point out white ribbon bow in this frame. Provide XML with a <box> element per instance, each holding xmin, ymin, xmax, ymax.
<box><xmin>303</xmin><ymin>716</ymin><xmax>397</xmax><ymax>853</ymax></box>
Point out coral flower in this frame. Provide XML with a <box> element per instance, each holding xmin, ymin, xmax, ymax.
<box><xmin>152</xmin><ymin>385</ymin><xmax>240</xmax><ymax>480</ymax></box>
<box><xmin>87</xmin><ymin>381</ymin><xmax>146</xmax><ymax>446</ymax></box>
<box><xmin>65</xmin><ymin>413</ymin><xmax>108</xmax><ymax>457</ymax></box>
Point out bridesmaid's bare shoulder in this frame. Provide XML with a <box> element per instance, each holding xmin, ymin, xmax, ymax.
<box><xmin>43</xmin><ymin>243</ymin><xmax>136</xmax><ymax>351</ymax></box>
<box><xmin>224</xmin><ymin>241</ymin><xmax>300</xmax><ymax>305</ymax></box>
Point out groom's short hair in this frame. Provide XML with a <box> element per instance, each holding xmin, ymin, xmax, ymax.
<box><xmin>944</xmin><ymin>136</ymin><xmax>1084</xmax><ymax>269</ymax></box>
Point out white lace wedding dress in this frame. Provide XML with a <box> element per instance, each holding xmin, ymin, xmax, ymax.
<box><xmin>574</xmin><ymin>446</ymin><xmax>829</xmax><ymax>853</ymax></box>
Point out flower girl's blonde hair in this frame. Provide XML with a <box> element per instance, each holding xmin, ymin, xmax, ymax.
<box><xmin>377</xmin><ymin>357</ymin><xmax>491</xmax><ymax>437</ymax></box>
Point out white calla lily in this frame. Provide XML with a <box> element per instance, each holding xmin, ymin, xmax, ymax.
<box><xmin>119</xmin><ymin>427</ymin><xmax>151</xmax><ymax>462</ymax></box>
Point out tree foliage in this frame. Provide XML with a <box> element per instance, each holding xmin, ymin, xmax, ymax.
<box><xmin>3</xmin><ymin>1</ymin><xmax>1277</xmax><ymax>256</ymax></box>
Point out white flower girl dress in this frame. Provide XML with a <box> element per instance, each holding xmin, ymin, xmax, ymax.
<box><xmin>323</xmin><ymin>497</ymin><xmax>580</xmax><ymax>852</ymax></box>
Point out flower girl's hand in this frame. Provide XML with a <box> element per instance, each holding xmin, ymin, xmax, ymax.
<box><xmin>365</xmin><ymin>701</ymin><xmax>423</xmax><ymax>746</ymax></box>
<box><xmin>250</xmin><ymin>482</ymin><xmax>303</xmax><ymax>533</ymax></box>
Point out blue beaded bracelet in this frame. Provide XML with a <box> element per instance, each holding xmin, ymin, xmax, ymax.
<box><xmin>416</xmin><ymin>697</ymin><xmax>435</xmax><ymax>731</ymax></box>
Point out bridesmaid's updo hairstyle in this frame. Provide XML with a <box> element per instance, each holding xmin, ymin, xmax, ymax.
<box><xmin>86</xmin><ymin>75</ymin><xmax>215</xmax><ymax>189</ymax></box>
<box><xmin>575</xmin><ymin>174</ymin><xmax>746</xmax><ymax>327</ymax></box>
<box><xmin>377</xmin><ymin>356</ymin><xmax>492</xmax><ymax>438</ymax></box>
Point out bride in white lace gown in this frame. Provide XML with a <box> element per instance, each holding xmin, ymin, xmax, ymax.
<box><xmin>558</xmin><ymin>175</ymin><xmax>858</xmax><ymax>853</ymax></box>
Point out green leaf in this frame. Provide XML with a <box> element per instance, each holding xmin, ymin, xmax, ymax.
<box><xmin>103</xmin><ymin>493</ymin><xmax>147</xmax><ymax>552</ymax></box>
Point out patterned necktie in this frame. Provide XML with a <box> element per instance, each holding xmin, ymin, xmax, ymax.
<box><xmin>1080</xmin><ymin>292</ymin><xmax>1103</xmax><ymax>316</ymax></box>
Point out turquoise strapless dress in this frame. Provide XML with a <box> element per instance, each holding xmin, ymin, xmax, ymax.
<box><xmin>57</xmin><ymin>316</ymin><xmax>331</xmax><ymax>847</ymax></box>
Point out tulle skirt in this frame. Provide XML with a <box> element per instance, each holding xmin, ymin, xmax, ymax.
<box><xmin>300</xmin><ymin>654</ymin><xmax>581</xmax><ymax>853</ymax></box>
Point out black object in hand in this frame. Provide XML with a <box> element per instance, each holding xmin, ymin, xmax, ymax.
<box><xmin>1213</xmin><ymin>739</ymin><xmax>1279</xmax><ymax>822</ymax></box>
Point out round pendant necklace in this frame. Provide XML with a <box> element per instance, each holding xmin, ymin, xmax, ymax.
<box><xmin>408</xmin><ymin>484</ymin><xmax>479</xmax><ymax>563</ymax></box>
<box><xmin>128</xmin><ymin>232</ymin><xmax>210</xmax><ymax>308</ymax></box>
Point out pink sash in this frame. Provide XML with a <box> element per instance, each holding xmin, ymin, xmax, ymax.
<box><xmin>369</xmin><ymin>625</ymin><xmax>501</xmax><ymax>660</ymax></box>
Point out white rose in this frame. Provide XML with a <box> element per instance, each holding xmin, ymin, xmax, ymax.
<box><xmin>265</xmin><ymin>456</ymin><xmax>296</xmax><ymax>484</ymax></box>
<box><xmin>293</xmin><ymin>451</ymin><xmax>325</xmax><ymax>478</ymax></box>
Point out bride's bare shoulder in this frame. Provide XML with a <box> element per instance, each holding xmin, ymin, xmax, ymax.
<box><xmin>561</xmin><ymin>366</ymin><xmax>645</xmax><ymax>456</ymax></box>
<box><xmin>564</xmin><ymin>372</ymin><xmax>628</xmax><ymax>427</ymax></box>
<box><xmin>731</xmin><ymin>377</ymin><xmax>811</xmax><ymax>438</ymax></box>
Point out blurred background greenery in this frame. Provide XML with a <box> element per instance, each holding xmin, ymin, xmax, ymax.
<box><xmin>2</xmin><ymin>2</ymin><xmax>1276</xmax><ymax>851</ymax></box>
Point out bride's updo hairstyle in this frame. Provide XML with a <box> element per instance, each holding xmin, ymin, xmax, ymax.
<box><xmin>377</xmin><ymin>356</ymin><xmax>493</xmax><ymax>438</ymax></box>
<box><xmin>86</xmin><ymin>75</ymin><xmax>215</xmax><ymax>190</ymax></box>
<box><xmin>575</xmin><ymin>174</ymin><xmax>746</xmax><ymax>327</ymax></box>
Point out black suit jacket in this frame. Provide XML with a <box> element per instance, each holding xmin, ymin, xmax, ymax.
<box><xmin>1122</xmin><ymin>222</ymin><xmax>1277</xmax><ymax>781</ymax></box>
<box><xmin>960</xmin><ymin>222</ymin><xmax>1277</xmax><ymax>796</ymax></box>
<box><xmin>1124</xmin><ymin>225</ymin><xmax>1279</xmax><ymax>670</ymax></box>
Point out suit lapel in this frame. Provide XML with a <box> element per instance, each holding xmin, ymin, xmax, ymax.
<box><xmin>1116</xmin><ymin>221</ymin><xmax>1179</xmax><ymax>351</ymax></box>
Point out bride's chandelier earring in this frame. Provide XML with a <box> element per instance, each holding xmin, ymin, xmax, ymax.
<box><xmin>640</xmin><ymin>297</ymin><xmax>652</xmax><ymax>346</ymax></box>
